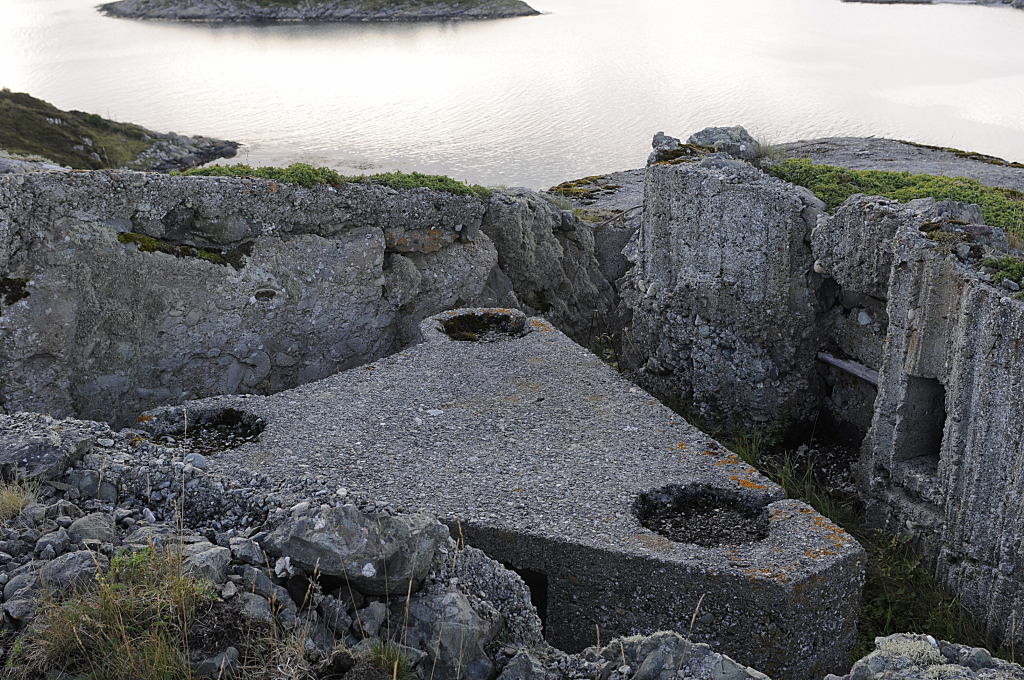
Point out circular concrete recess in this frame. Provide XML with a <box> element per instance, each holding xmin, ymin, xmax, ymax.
<box><xmin>148</xmin><ymin>407</ymin><xmax>265</xmax><ymax>455</ymax></box>
<box><xmin>439</xmin><ymin>309</ymin><xmax>528</xmax><ymax>342</ymax></box>
<box><xmin>634</xmin><ymin>485</ymin><xmax>770</xmax><ymax>547</ymax></box>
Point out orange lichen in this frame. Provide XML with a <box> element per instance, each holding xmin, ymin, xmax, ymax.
<box><xmin>805</xmin><ymin>548</ymin><xmax>837</xmax><ymax>559</ymax></box>
<box><xmin>731</xmin><ymin>475</ymin><xmax>769</xmax><ymax>490</ymax></box>
<box><xmin>529</xmin><ymin>319</ymin><xmax>553</xmax><ymax>332</ymax></box>
<box><xmin>675</xmin><ymin>442</ymin><xmax>688</xmax><ymax>450</ymax></box>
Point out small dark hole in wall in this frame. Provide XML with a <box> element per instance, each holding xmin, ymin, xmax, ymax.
<box><xmin>441</xmin><ymin>311</ymin><xmax>526</xmax><ymax>343</ymax></box>
<box><xmin>255</xmin><ymin>290</ymin><xmax>276</xmax><ymax>302</ymax></box>
<box><xmin>634</xmin><ymin>485</ymin><xmax>770</xmax><ymax>546</ymax></box>
<box><xmin>893</xmin><ymin>376</ymin><xmax>946</xmax><ymax>472</ymax></box>
<box><xmin>507</xmin><ymin>565</ymin><xmax>549</xmax><ymax>628</ymax></box>
<box><xmin>0</xmin><ymin>277</ymin><xmax>29</xmax><ymax>308</ymax></box>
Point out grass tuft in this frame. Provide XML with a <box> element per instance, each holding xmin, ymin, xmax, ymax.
<box><xmin>0</xmin><ymin>477</ymin><xmax>37</xmax><ymax>524</ymax></box>
<box><xmin>179</xmin><ymin>163</ymin><xmax>491</xmax><ymax>199</ymax></box>
<box><xmin>7</xmin><ymin>547</ymin><xmax>215</xmax><ymax>680</ymax></box>
<box><xmin>769</xmin><ymin>158</ymin><xmax>1024</xmax><ymax>237</ymax></box>
<box><xmin>367</xmin><ymin>638</ymin><xmax>415</xmax><ymax>680</ymax></box>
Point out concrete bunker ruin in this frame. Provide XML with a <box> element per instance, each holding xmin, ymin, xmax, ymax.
<box><xmin>141</xmin><ymin>308</ymin><xmax>866</xmax><ymax>680</ymax></box>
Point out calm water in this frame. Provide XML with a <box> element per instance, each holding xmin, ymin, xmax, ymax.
<box><xmin>1</xmin><ymin>0</ymin><xmax>1023</xmax><ymax>188</ymax></box>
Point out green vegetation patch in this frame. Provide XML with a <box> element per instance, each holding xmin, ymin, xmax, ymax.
<box><xmin>549</xmin><ymin>175</ymin><xmax>622</xmax><ymax>200</ymax></box>
<box><xmin>983</xmin><ymin>256</ymin><xmax>1024</xmax><ymax>286</ymax></box>
<box><xmin>0</xmin><ymin>89</ymin><xmax>152</xmax><ymax>169</ymax></box>
<box><xmin>653</xmin><ymin>143</ymin><xmax>716</xmax><ymax>165</ymax></box>
<box><xmin>117</xmin><ymin>232</ymin><xmax>230</xmax><ymax>266</ymax></box>
<box><xmin>769</xmin><ymin>158</ymin><xmax>1024</xmax><ymax>237</ymax></box>
<box><xmin>6</xmin><ymin>548</ymin><xmax>215</xmax><ymax>679</ymax></box>
<box><xmin>180</xmin><ymin>163</ymin><xmax>491</xmax><ymax>199</ymax></box>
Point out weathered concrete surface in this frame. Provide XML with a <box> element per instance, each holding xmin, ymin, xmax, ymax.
<box><xmin>0</xmin><ymin>170</ymin><xmax>496</xmax><ymax>425</ymax></box>
<box><xmin>142</xmin><ymin>308</ymin><xmax>865</xmax><ymax>680</ymax></box>
<box><xmin>858</xmin><ymin>215</ymin><xmax>1024</xmax><ymax>648</ymax></box>
<box><xmin>620</xmin><ymin>157</ymin><xmax>826</xmax><ymax>429</ymax></box>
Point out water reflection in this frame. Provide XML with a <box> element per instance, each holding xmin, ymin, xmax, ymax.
<box><xmin>1</xmin><ymin>0</ymin><xmax>1023</xmax><ymax>187</ymax></box>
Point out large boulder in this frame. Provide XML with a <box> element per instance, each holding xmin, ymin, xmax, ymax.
<box><xmin>401</xmin><ymin>589</ymin><xmax>501</xmax><ymax>680</ymax></box>
<box><xmin>38</xmin><ymin>550</ymin><xmax>109</xmax><ymax>591</ymax></box>
<box><xmin>687</xmin><ymin>126</ymin><xmax>760</xmax><ymax>161</ymax></box>
<box><xmin>262</xmin><ymin>504</ymin><xmax>447</xmax><ymax>595</ymax></box>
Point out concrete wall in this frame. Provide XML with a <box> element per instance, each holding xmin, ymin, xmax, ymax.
<box><xmin>861</xmin><ymin>223</ymin><xmax>1024</xmax><ymax>647</ymax></box>
<box><xmin>0</xmin><ymin>171</ymin><xmax>615</xmax><ymax>426</ymax></box>
<box><xmin>620</xmin><ymin>157</ymin><xmax>826</xmax><ymax>429</ymax></box>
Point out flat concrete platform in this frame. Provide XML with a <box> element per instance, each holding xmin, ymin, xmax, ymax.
<box><xmin>144</xmin><ymin>309</ymin><xmax>865</xmax><ymax>679</ymax></box>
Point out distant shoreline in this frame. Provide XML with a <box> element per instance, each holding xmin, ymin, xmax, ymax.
<box><xmin>841</xmin><ymin>0</ymin><xmax>1023</xmax><ymax>10</ymax></box>
<box><xmin>98</xmin><ymin>0</ymin><xmax>541</xmax><ymax>23</ymax></box>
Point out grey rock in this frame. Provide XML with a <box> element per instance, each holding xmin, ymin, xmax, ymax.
<box><xmin>4</xmin><ymin>572</ymin><xmax>37</xmax><ymax>600</ymax></box>
<box><xmin>0</xmin><ymin>420</ymin><xmax>95</xmax><ymax>480</ymax></box>
<box><xmin>68</xmin><ymin>513</ymin><xmax>116</xmax><ymax>545</ymax></box>
<box><xmin>38</xmin><ymin>550</ymin><xmax>109</xmax><ymax>591</ymax></box>
<box><xmin>402</xmin><ymin>589</ymin><xmax>500</xmax><ymax>680</ymax></box>
<box><xmin>35</xmin><ymin>528</ymin><xmax>70</xmax><ymax>557</ymax></box>
<box><xmin>686</xmin><ymin>126</ymin><xmax>760</xmax><ymax>161</ymax></box>
<box><xmin>480</xmin><ymin>188</ymin><xmax>620</xmax><ymax>344</ymax></box>
<box><xmin>235</xmin><ymin>591</ymin><xmax>274</xmax><ymax>624</ymax></box>
<box><xmin>263</xmin><ymin>504</ymin><xmax>446</xmax><ymax>596</ymax></box>
<box><xmin>354</xmin><ymin>600</ymin><xmax>388</xmax><ymax>638</ymax></box>
<box><xmin>498</xmin><ymin>651</ymin><xmax>550</xmax><ymax>680</ymax></box>
<box><xmin>182</xmin><ymin>542</ymin><xmax>232</xmax><ymax>583</ymax></box>
<box><xmin>99</xmin><ymin>0</ymin><xmax>540</xmax><ymax>22</ymax></box>
<box><xmin>621</xmin><ymin>158</ymin><xmax>823</xmax><ymax>427</ymax></box>
<box><xmin>228</xmin><ymin>536</ymin><xmax>264</xmax><ymax>566</ymax></box>
<box><xmin>193</xmin><ymin>646</ymin><xmax>240</xmax><ymax>679</ymax></box>
<box><xmin>318</xmin><ymin>594</ymin><xmax>353</xmax><ymax>635</ymax></box>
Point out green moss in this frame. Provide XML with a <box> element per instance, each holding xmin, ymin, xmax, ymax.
<box><xmin>179</xmin><ymin>163</ymin><xmax>491</xmax><ymax>199</ymax></box>
<box><xmin>117</xmin><ymin>232</ymin><xmax>229</xmax><ymax>266</ymax></box>
<box><xmin>653</xmin><ymin>143</ymin><xmax>715</xmax><ymax>165</ymax></box>
<box><xmin>549</xmin><ymin>175</ymin><xmax>622</xmax><ymax>199</ymax></box>
<box><xmin>768</xmin><ymin>158</ymin><xmax>1024</xmax><ymax>237</ymax></box>
<box><xmin>982</xmin><ymin>256</ymin><xmax>1024</xmax><ymax>286</ymax></box>
<box><xmin>362</xmin><ymin>170</ymin><xmax>491</xmax><ymax>200</ymax></box>
<box><xmin>0</xmin><ymin>89</ymin><xmax>152</xmax><ymax>169</ymax></box>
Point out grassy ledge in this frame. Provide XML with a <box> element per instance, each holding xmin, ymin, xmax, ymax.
<box><xmin>0</xmin><ymin>89</ymin><xmax>152</xmax><ymax>169</ymax></box>
<box><xmin>768</xmin><ymin>158</ymin><xmax>1024</xmax><ymax>237</ymax></box>
<box><xmin>178</xmin><ymin>163</ymin><xmax>492</xmax><ymax>200</ymax></box>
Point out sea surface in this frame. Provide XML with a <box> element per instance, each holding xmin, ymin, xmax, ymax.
<box><xmin>2</xmin><ymin>0</ymin><xmax>1023</xmax><ymax>188</ymax></box>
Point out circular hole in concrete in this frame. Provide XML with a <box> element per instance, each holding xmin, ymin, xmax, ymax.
<box><xmin>634</xmin><ymin>485</ymin><xmax>769</xmax><ymax>546</ymax></box>
<box><xmin>440</xmin><ymin>310</ymin><xmax>528</xmax><ymax>342</ymax></box>
<box><xmin>150</xmin><ymin>408</ymin><xmax>265</xmax><ymax>455</ymax></box>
